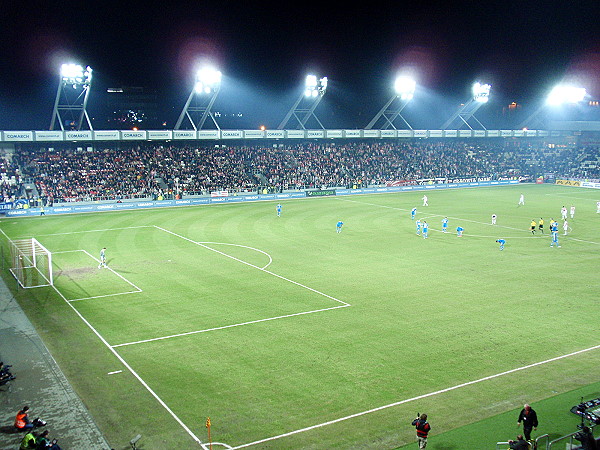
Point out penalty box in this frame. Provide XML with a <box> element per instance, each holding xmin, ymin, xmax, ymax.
<box><xmin>52</xmin><ymin>226</ymin><xmax>349</xmax><ymax>347</ymax></box>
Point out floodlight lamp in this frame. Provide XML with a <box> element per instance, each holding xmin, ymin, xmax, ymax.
<box><xmin>61</xmin><ymin>64</ymin><xmax>92</xmax><ymax>85</ymax></box>
<box><xmin>305</xmin><ymin>75</ymin><xmax>318</xmax><ymax>88</ymax></box>
<box><xmin>546</xmin><ymin>85</ymin><xmax>587</xmax><ymax>106</ymax></box>
<box><xmin>472</xmin><ymin>82</ymin><xmax>491</xmax><ymax>103</ymax></box>
<box><xmin>319</xmin><ymin>77</ymin><xmax>328</xmax><ymax>92</ymax></box>
<box><xmin>395</xmin><ymin>76</ymin><xmax>416</xmax><ymax>100</ymax></box>
<box><xmin>195</xmin><ymin>68</ymin><xmax>222</xmax><ymax>94</ymax></box>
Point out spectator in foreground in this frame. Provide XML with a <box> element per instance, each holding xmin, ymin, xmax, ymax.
<box><xmin>14</xmin><ymin>406</ymin><xmax>46</xmax><ymax>431</ymax></box>
<box><xmin>19</xmin><ymin>430</ymin><xmax>37</xmax><ymax>449</ymax></box>
<box><xmin>574</xmin><ymin>426</ymin><xmax>597</xmax><ymax>450</ymax></box>
<box><xmin>36</xmin><ymin>429</ymin><xmax>62</xmax><ymax>449</ymax></box>
<box><xmin>508</xmin><ymin>434</ymin><xmax>530</xmax><ymax>449</ymax></box>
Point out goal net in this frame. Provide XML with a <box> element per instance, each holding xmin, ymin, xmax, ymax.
<box><xmin>9</xmin><ymin>238</ymin><xmax>53</xmax><ymax>288</ymax></box>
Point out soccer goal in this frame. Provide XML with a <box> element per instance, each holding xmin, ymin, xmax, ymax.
<box><xmin>8</xmin><ymin>238</ymin><xmax>53</xmax><ymax>288</ymax></box>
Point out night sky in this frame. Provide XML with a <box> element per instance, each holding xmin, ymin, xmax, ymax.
<box><xmin>1</xmin><ymin>1</ymin><xmax>600</xmax><ymax>130</ymax></box>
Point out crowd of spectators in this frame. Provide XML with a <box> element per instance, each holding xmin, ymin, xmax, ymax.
<box><xmin>4</xmin><ymin>139</ymin><xmax>600</xmax><ymax>204</ymax></box>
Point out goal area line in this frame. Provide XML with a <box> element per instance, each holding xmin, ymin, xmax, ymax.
<box><xmin>53</xmin><ymin>249</ymin><xmax>142</xmax><ymax>302</ymax></box>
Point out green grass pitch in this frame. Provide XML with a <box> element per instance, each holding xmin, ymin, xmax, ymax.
<box><xmin>1</xmin><ymin>183</ymin><xmax>599</xmax><ymax>449</ymax></box>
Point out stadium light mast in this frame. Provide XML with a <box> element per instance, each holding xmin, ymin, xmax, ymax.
<box><xmin>50</xmin><ymin>63</ymin><xmax>93</xmax><ymax>131</ymax></box>
<box><xmin>441</xmin><ymin>82</ymin><xmax>491</xmax><ymax>130</ymax></box>
<box><xmin>175</xmin><ymin>67</ymin><xmax>222</xmax><ymax>130</ymax></box>
<box><xmin>365</xmin><ymin>76</ymin><xmax>416</xmax><ymax>129</ymax></box>
<box><xmin>277</xmin><ymin>75</ymin><xmax>328</xmax><ymax>129</ymax></box>
<box><xmin>520</xmin><ymin>84</ymin><xmax>587</xmax><ymax>129</ymax></box>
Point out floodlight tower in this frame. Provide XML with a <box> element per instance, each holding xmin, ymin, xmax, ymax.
<box><xmin>175</xmin><ymin>68</ymin><xmax>222</xmax><ymax>130</ymax></box>
<box><xmin>50</xmin><ymin>64</ymin><xmax>93</xmax><ymax>131</ymax></box>
<box><xmin>520</xmin><ymin>85</ymin><xmax>587</xmax><ymax>129</ymax></box>
<box><xmin>365</xmin><ymin>76</ymin><xmax>416</xmax><ymax>129</ymax></box>
<box><xmin>277</xmin><ymin>75</ymin><xmax>328</xmax><ymax>129</ymax></box>
<box><xmin>441</xmin><ymin>82</ymin><xmax>491</xmax><ymax>130</ymax></box>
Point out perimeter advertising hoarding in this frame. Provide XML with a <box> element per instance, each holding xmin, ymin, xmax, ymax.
<box><xmin>287</xmin><ymin>130</ymin><xmax>305</xmax><ymax>139</ymax></box>
<box><xmin>65</xmin><ymin>131</ymin><xmax>93</xmax><ymax>140</ymax></box>
<box><xmin>444</xmin><ymin>130</ymin><xmax>458</xmax><ymax>138</ymax></box>
<box><xmin>555</xmin><ymin>179</ymin><xmax>581</xmax><ymax>186</ymax></box>
<box><xmin>197</xmin><ymin>130</ymin><xmax>218</xmax><ymax>139</ymax></box>
<box><xmin>148</xmin><ymin>130</ymin><xmax>173</xmax><ymax>140</ymax></box>
<box><xmin>343</xmin><ymin>130</ymin><xmax>361</xmax><ymax>138</ymax></box>
<box><xmin>581</xmin><ymin>181</ymin><xmax>600</xmax><ymax>189</ymax></box>
<box><xmin>459</xmin><ymin>130</ymin><xmax>473</xmax><ymax>138</ymax></box>
<box><xmin>501</xmin><ymin>130</ymin><xmax>513</xmax><ymax>137</ymax></box>
<box><xmin>473</xmin><ymin>130</ymin><xmax>486</xmax><ymax>138</ymax></box>
<box><xmin>4</xmin><ymin>131</ymin><xmax>34</xmax><ymax>141</ymax></box>
<box><xmin>362</xmin><ymin>130</ymin><xmax>380</xmax><ymax>138</ymax></box>
<box><xmin>266</xmin><ymin>130</ymin><xmax>285</xmax><ymax>139</ymax></box>
<box><xmin>243</xmin><ymin>130</ymin><xmax>265</xmax><ymax>139</ymax></box>
<box><xmin>121</xmin><ymin>130</ymin><xmax>147</xmax><ymax>140</ymax></box>
<box><xmin>307</xmin><ymin>130</ymin><xmax>325</xmax><ymax>139</ymax></box>
<box><xmin>414</xmin><ymin>130</ymin><xmax>427</xmax><ymax>138</ymax></box>
<box><xmin>382</xmin><ymin>130</ymin><xmax>398</xmax><ymax>138</ymax></box>
<box><xmin>429</xmin><ymin>130</ymin><xmax>443</xmax><ymax>138</ymax></box>
<box><xmin>34</xmin><ymin>131</ymin><xmax>64</xmax><ymax>141</ymax></box>
<box><xmin>221</xmin><ymin>130</ymin><xmax>243</xmax><ymax>139</ymax></box>
<box><xmin>487</xmin><ymin>130</ymin><xmax>500</xmax><ymax>137</ymax></box>
<box><xmin>174</xmin><ymin>130</ymin><xmax>198</xmax><ymax>140</ymax></box>
<box><xmin>325</xmin><ymin>130</ymin><xmax>343</xmax><ymax>138</ymax></box>
<box><xmin>94</xmin><ymin>131</ymin><xmax>120</xmax><ymax>140</ymax></box>
<box><xmin>306</xmin><ymin>189</ymin><xmax>336</xmax><ymax>197</ymax></box>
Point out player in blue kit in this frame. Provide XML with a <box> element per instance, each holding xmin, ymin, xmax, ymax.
<box><xmin>441</xmin><ymin>217</ymin><xmax>448</xmax><ymax>233</ymax></box>
<box><xmin>456</xmin><ymin>226</ymin><xmax>464</xmax><ymax>237</ymax></box>
<box><xmin>411</xmin><ymin>207</ymin><xmax>417</xmax><ymax>220</ymax></box>
<box><xmin>496</xmin><ymin>238</ymin><xmax>506</xmax><ymax>250</ymax></box>
<box><xmin>422</xmin><ymin>221</ymin><xmax>428</xmax><ymax>239</ymax></box>
<box><xmin>550</xmin><ymin>221</ymin><xmax>560</xmax><ymax>248</ymax></box>
<box><xmin>276</xmin><ymin>203</ymin><xmax>282</xmax><ymax>217</ymax></box>
<box><xmin>336</xmin><ymin>220</ymin><xmax>344</xmax><ymax>233</ymax></box>
<box><xmin>415</xmin><ymin>219</ymin><xmax>422</xmax><ymax>235</ymax></box>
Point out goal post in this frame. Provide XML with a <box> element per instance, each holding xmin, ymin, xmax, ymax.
<box><xmin>9</xmin><ymin>238</ymin><xmax>53</xmax><ymax>288</ymax></box>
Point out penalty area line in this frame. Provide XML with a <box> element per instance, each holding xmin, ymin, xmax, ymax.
<box><xmin>112</xmin><ymin>305</ymin><xmax>349</xmax><ymax>348</ymax></box>
<box><xmin>232</xmin><ymin>342</ymin><xmax>600</xmax><ymax>449</ymax></box>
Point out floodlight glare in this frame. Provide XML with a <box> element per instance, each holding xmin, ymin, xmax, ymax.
<box><xmin>61</xmin><ymin>63</ymin><xmax>92</xmax><ymax>85</ymax></box>
<box><xmin>394</xmin><ymin>76</ymin><xmax>416</xmax><ymax>101</ymax></box>
<box><xmin>546</xmin><ymin>85</ymin><xmax>587</xmax><ymax>106</ymax></box>
<box><xmin>304</xmin><ymin>75</ymin><xmax>328</xmax><ymax>97</ymax></box>
<box><xmin>472</xmin><ymin>82</ymin><xmax>491</xmax><ymax>103</ymax></box>
<box><xmin>195</xmin><ymin>68</ymin><xmax>222</xmax><ymax>94</ymax></box>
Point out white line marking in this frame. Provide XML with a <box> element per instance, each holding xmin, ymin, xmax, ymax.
<box><xmin>49</xmin><ymin>284</ymin><xmax>204</xmax><ymax>446</ymax></box>
<box><xmin>154</xmin><ymin>226</ymin><xmax>348</xmax><ymax>306</ymax></box>
<box><xmin>112</xmin><ymin>305</ymin><xmax>349</xmax><ymax>348</ymax></box>
<box><xmin>68</xmin><ymin>291</ymin><xmax>142</xmax><ymax>303</ymax></box>
<box><xmin>33</xmin><ymin>225</ymin><xmax>154</xmax><ymax>237</ymax></box>
<box><xmin>80</xmin><ymin>249</ymin><xmax>143</xmax><ymax>293</ymax></box>
<box><xmin>107</xmin><ymin>370</ymin><xmax>122</xmax><ymax>375</ymax></box>
<box><xmin>198</xmin><ymin>241</ymin><xmax>273</xmax><ymax>269</ymax></box>
<box><xmin>233</xmin><ymin>343</ymin><xmax>600</xmax><ymax>449</ymax></box>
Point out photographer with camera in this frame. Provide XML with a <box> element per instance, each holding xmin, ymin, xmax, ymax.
<box><xmin>411</xmin><ymin>413</ymin><xmax>431</xmax><ymax>449</ymax></box>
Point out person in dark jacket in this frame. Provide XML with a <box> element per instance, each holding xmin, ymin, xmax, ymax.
<box><xmin>574</xmin><ymin>426</ymin><xmax>597</xmax><ymax>450</ymax></box>
<box><xmin>509</xmin><ymin>434</ymin><xmax>530</xmax><ymax>449</ymax></box>
<box><xmin>517</xmin><ymin>404</ymin><xmax>538</xmax><ymax>441</ymax></box>
<box><xmin>411</xmin><ymin>413</ymin><xmax>431</xmax><ymax>449</ymax></box>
